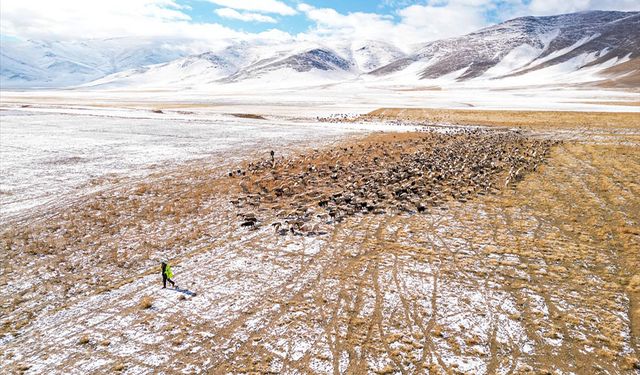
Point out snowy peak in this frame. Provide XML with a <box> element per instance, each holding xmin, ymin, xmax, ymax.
<box><xmin>172</xmin><ymin>52</ymin><xmax>238</xmax><ymax>77</ymax></box>
<box><xmin>263</xmin><ymin>48</ymin><xmax>353</xmax><ymax>73</ymax></box>
<box><xmin>88</xmin><ymin>43</ymin><xmax>359</xmax><ymax>88</ymax></box>
<box><xmin>221</xmin><ymin>47</ymin><xmax>356</xmax><ymax>85</ymax></box>
<box><xmin>350</xmin><ymin>40</ymin><xmax>407</xmax><ymax>73</ymax></box>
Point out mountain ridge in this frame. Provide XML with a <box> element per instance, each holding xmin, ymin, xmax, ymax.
<box><xmin>371</xmin><ymin>10</ymin><xmax>638</xmax><ymax>83</ymax></box>
<box><xmin>1</xmin><ymin>10</ymin><xmax>637</xmax><ymax>89</ymax></box>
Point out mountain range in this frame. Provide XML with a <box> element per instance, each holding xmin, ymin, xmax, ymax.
<box><xmin>1</xmin><ymin>10</ymin><xmax>638</xmax><ymax>89</ymax></box>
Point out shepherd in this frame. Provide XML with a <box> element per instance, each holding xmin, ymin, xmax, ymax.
<box><xmin>161</xmin><ymin>261</ymin><xmax>176</xmax><ymax>289</ymax></box>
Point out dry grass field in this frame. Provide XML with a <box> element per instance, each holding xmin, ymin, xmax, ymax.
<box><xmin>362</xmin><ymin>108</ymin><xmax>640</xmax><ymax>130</ymax></box>
<box><xmin>577</xmin><ymin>101</ymin><xmax>640</xmax><ymax>107</ymax></box>
<box><xmin>1</xmin><ymin>109</ymin><xmax>639</xmax><ymax>373</ymax></box>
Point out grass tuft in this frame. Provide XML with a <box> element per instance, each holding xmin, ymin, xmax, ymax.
<box><xmin>139</xmin><ymin>296</ymin><xmax>153</xmax><ymax>310</ymax></box>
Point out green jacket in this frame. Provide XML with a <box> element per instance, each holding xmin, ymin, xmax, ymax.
<box><xmin>164</xmin><ymin>264</ymin><xmax>173</xmax><ymax>279</ymax></box>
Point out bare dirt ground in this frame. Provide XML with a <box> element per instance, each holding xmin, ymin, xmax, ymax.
<box><xmin>1</xmin><ymin>109</ymin><xmax>639</xmax><ymax>374</ymax></box>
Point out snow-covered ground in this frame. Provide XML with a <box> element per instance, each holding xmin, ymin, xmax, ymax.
<box><xmin>1</xmin><ymin>89</ymin><xmax>638</xmax><ymax>374</ymax></box>
<box><xmin>0</xmin><ymin>105</ymin><xmax>420</xmax><ymax>222</ymax></box>
<box><xmin>2</xmin><ymin>84</ymin><xmax>639</xmax><ymax>113</ymax></box>
<box><xmin>2</xmin><ymin>152</ymin><xmax>637</xmax><ymax>374</ymax></box>
<box><xmin>1</xmin><ymin>84</ymin><xmax>637</xmax><ymax>220</ymax></box>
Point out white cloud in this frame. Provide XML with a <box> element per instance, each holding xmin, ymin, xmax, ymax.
<box><xmin>296</xmin><ymin>0</ymin><xmax>639</xmax><ymax>49</ymax></box>
<box><xmin>1</xmin><ymin>0</ymin><xmax>229</xmax><ymax>40</ymax></box>
<box><xmin>0</xmin><ymin>0</ymin><xmax>296</xmax><ymax>54</ymax></box>
<box><xmin>397</xmin><ymin>3</ymin><xmax>488</xmax><ymax>40</ymax></box>
<box><xmin>206</xmin><ymin>0</ymin><xmax>296</xmax><ymax>16</ymax></box>
<box><xmin>1</xmin><ymin>0</ymin><xmax>637</xmax><ymax>52</ymax></box>
<box><xmin>296</xmin><ymin>2</ymin><xmax>490</xmax><ymax>48</ymax></box>
<box><xmin>527</xmin><ymin>0</ymin><xmax>640</xmax><ymax>15</ymax></box>
<box><xmin>215</xmin><ymin>8</ymin><xmax>277</xmax><ymax>23</ymax></box>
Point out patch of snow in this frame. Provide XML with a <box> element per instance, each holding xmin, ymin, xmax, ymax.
<box><xmin>528</xmin><ymin>33</ymin><xmax>600</xmax><ymax>68</ymax></box>
<box><xmin>481</xmin><ymin>44</ymin><xmax>543</xmax><ymax>79</ymax></box>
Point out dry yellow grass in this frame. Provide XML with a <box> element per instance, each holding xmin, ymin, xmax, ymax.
<box><xmin>574</xmin><ymin>101</ymin><xmax>640</xmax><ymax>107</ymax></box>
<box><xmin>495</xmin><ymin>141</ymin><xmax>640</xmax><ymax>353</ymax></box>
<box><xmin>113</xmin><ymin>362</ymin><xmax>126</xmax><ymax>372</ymax></box>
<box><xmin>207</xmin><ymin>127</ymin><xmax>638</xmax><ymax>373</ymax></box>
<box><xmin>362</xmin><ymin>108</ymin><xmax>640</xmax><ymax>129</ymax></box>
<box><xmin>1</xmin><ymin>109</ymin><xmax>639</xmax><ymax>373</ymax></box>
<box><xmin>77</xmin><ymin>334</ymin><xmax>90</xmax><ymax>345</ymax></box>
<box><xmin>139</xmin><ymin>296</ymin><xmax>154</xmax><ymax>309</ymax></box>
<box><xmin>0</xmin><ymin>157</ymin><xmax>242</xmax><ymax>335</ymax></box>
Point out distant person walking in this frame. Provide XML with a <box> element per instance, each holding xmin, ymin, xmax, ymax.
<box><xmin>161</xmin><ymin>261</ymin><xmax>176</xmax><ymax>289</ymax></box>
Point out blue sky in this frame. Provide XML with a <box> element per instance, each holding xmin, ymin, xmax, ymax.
<box><xmin>181</xmin><ymin>1</ymin><xmax>406</xmax><ymax>34</ymax></box>
<box><xmin>175</xmin><ymin>0</ymin><xmax>636</xmax><ymax>34</ymax></box>
<box><xmin>181</xmin><ymin>0</ymin><xmax>516</xmax><ymax>33</ymax></box>
<box><xmin>1</xmin><ymin>0</ymin><xmax>638</xmax><ymax>49</ymax></box>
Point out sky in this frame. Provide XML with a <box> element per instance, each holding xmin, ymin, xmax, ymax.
<box><xmin>1</xmin><ymin>0</ymin><xmax>638</xmax><ymax>50</ymax></box>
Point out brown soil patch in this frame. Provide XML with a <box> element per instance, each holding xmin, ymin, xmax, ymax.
<box><xmin>230</xmin><ymin>113</ymin><xmax>267</xmax><ymax>120</ymax></box>
<box><xmin>394</xmin><ymin>86</ymin><xmax>442</xmax><ymax>91</ymax></box>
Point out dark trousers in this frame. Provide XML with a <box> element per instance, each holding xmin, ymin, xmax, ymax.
<box><xmin>163</xmin><ymin>274</ymin><xmax>175</xmax><ymax>288</ymax></box>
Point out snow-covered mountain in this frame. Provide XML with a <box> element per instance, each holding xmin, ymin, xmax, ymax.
<box><xmin>0</xmin><ymin>38</ymin><xmax>189</xmax><ymax>88</ymax></box>
<box><xmin>221</xmin><ymin>47</ymin><xmax>355</xmax><ymax>85</ymax></box>
<box><xmin>335</xmin><ymin>40</ymin><xmax>407</xmax><ymax>73</ymax></box>
<box><xmin>86</xmin><ymin>52</ymin><xmax>238</xmax><ymax>89</ymax></box>
<box><xmin>372</xmin><ymin>10</ymin><xmax>639</xmax><ymax>85</ymax></box>
<box><xmin>1</xmin><ymin>11</ymin><xmax>637</xmax><ymax>89</ymax></box>
<box><xmin>89</xmin><ymin>41</ymin><xmax>370</xmax><ymax>89</ymax></box>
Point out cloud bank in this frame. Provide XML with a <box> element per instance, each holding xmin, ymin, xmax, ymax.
<box><xmin>1</xmin><ymin>0</ymin><xmax>638</xmax><ymax>51</ymax></box>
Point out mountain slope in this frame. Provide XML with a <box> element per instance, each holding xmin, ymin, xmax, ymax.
<box><xmin>348</xmin><ymin>40</ymin><xmax>407</xmax><ymax>73</ymax></box>
<box><xmin>371</xmin><ymin>10</ymin><xmax>639</xmax><ymax>83</ymax></box>
<box><xmin>223</xmin><ymin>47</ymin><xmax>355</xmax><ymax>84</ymax></box>
<box><xmin>87</xmin><ymin>52</ymin><xmax>239</xmax><ymax>88</ymax></box>
<box><xmin>1</xmin><ymin>11</ymin><xmax>637</xmax><ymax>89</ymax></box>
<box><xmin>508</xmin><ymin>12</ymin><xmax>639</xmax><ymax>77</ymax></box>
<box><xmin>90</xmin><ymin>42</ymin><xmax>361</xmax><ymax>88</ymax></box>
<box><xmin>0</xmin><ymin>38</ymin><xmax>188</xmax><ymax>88</ymax></box>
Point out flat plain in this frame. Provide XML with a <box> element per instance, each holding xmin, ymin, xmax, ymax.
<box><xmin>1</xmin><ymin>97</ymin><xmax>639</xmax><ymax>374</ymax></box>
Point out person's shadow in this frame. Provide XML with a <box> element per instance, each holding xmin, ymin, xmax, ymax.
<box><xmin>167</xmin><ymin>287</ymin><xmax>197</xmax><ymax>297</ymax></box>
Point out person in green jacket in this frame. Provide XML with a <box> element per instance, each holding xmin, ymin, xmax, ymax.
<box><xmin>161</xmin><ymin>261</ymin><xmax>176</xmax><ymax>289</ymax></box>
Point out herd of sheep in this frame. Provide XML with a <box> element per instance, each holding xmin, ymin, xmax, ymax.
<box><xmin>229</xmin><ymin>129</ymin><xmax>557</xmax><ymax>234</ymax></box>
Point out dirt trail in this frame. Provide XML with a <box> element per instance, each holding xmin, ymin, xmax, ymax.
<box><xmin>1</xmin><ymin>125</ymin><xmax>639</xmax><ymax>374</ymax></box>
